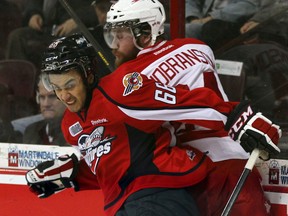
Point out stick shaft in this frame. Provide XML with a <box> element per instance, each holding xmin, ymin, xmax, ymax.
<box><xmin>58</xmin><ymin>0</ymin><xmax>115</xmax><ymax>72</ymax></box>
<box><xmin>221</xmin><ymin>169</ymin><xmax>250</xmax><ymax>216</ymax></box>
<box><xmin>221</xmin><ymin>149</ymin><xmax>260</xmax><ymax>216</ymax></box>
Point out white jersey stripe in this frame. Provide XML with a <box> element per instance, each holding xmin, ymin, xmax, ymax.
<box><xmin>119</xmin><ymin>106</ymin><xmax>227</xmax><ymax>123</ymax></box>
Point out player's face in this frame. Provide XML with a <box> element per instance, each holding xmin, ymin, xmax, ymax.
<box><xmin>48</xmin><ymin>70</ymin><xmax>87</xmax><ymax>113</ymax></box>
<box><xmin>107</xmin><ymin>27</ymin><xmax>139</xmax><ymax>67</ymax></box>
<box><xmin>38</xmin><ymin>83</ymin><xmax>66</xmax><ymax>119</ymax></box>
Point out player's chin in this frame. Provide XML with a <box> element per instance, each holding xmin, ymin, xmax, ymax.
<box><xmin>65</xmin><ymin>103</ymin><xmax>82</xmax><ymax>113</ymax></box>
<box><xmin>114</xmin><ymin>57</ymin><xmax>126</xmax><ymax>68</ymax></box>
<box><xmin>42</xmin><ymin>111</ymin><xmax>56</xmax><ymax>119</ymax></box>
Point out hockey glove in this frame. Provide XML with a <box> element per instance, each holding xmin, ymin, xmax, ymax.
<box><xmin>225</xmin><ymin>101</ymin><xmax>281</xmax><ymax>157</ymax></box>
<box><xmin>25</xmin><ymin>153</ymin><xmax>79</xmax><ymax>198</ymax></box>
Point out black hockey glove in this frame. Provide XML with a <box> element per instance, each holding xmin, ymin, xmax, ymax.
<box><xmin>225</xmin><ymin>101</ymin><xmax>281</xmax><ymax>158</ymax></box>
<box><xmin>25</xmin><ymin>153</ymin><xmax>79</xmax><ymax>198</ymax></box>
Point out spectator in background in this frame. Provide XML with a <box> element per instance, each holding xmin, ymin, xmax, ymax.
<box><xmin>92</xmin><ymin>0</ymin><xmax>114</xmax><ymax>26</ymax></box>
<box><xmin>23</xmin><ymin>76</ymin><xmax>67</xmax><ymax>146</ymax></box>
<box><xmin>0</xmin><ymin>0</ymin><xmax>22</xmax><ymax>59</ymax></box>
<box><xmin>185</xmin><ymin>0</ymin><xmax>260</xmax><ymax>50</ymax></box>
<box><xmin>5</xmin><ymin>0</ymin><xmax>98</xmax><ymax>69</ymax></box>
<box><xmin>217</xmin><ymin>0</ymin><xmax>288</xmax><ymax>125</ymax></box>
<box><xmin>0</xmin><ymin>82</ymin><xmax>22</xmax><ymax>143</ymax></box>
<box><xmin>239</xmin><ymin>0</ymin><xmax>288</xmax><ymax>45</ymax></box>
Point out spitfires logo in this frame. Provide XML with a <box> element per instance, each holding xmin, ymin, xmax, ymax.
<box><xmin>122</xmin><ymin>72</ymin><xmax>143</xmax><ymax>96</ymax></box>
<box><xmin>78</xmin><ymin>126</ymin><xmax>116</xmax><ymax>174</ymax></box>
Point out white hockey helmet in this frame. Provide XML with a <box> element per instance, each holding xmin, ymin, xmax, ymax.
<box><xmin>104</xmin><ymin>0</ymin><xmax>166</xmax><ymax>49</ymax></box>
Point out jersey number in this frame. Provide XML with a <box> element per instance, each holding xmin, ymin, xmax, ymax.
<box><xmin>155</xmin><ymin>82</ymin><xmax>176</xmax><ymax>104</ymax></box>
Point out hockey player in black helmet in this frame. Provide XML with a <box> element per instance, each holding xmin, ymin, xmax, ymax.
<box><xmin>41</xmin><ymin>33</ymin><xmax>99</xmax><ymax>111</ymax></box>
<box><xmin>26</xmin><ymin>31</ymin><xmax>281</xmax><ymax>216</ymax></box>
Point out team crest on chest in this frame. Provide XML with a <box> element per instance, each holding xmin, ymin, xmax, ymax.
<box><xmin>122</xmin><ymin>72</ymin><xmax>143</xmax><ymax>96</ymax></box>
<box><xmin>78</xmin><ymin>126</ymin><xmax>116</xmax><ymax>174</ymax></box>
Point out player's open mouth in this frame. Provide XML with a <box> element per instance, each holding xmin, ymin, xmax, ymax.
<box><xmin>65</xmin><ymin>101</ymin><xmax>76</xmax><ymax>109</ymax></box>
<box><xmin>66</xmin><ymin>101</ymin><xmax>75</xmax><ymax>105</ymax></box>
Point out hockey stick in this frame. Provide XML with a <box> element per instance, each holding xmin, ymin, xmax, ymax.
<box><xmin>58</xmin><ymin>0</ymin><xmax>115</xmax><ymax>72</ymax></box>
<box><xmin>221</xmin><ymin>148</ymin><xmax>262</xmax><ymax>216</ymax></box>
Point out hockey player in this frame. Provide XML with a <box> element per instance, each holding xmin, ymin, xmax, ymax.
<box><xmin>25</xmin><ymin>34</ymin><xmax>281</xmax><ymax>216</ymax></box>
<box><xmin>102</xmin><ymin>0</ymin><xmax>277</xmax><ymax>215</ymax></box>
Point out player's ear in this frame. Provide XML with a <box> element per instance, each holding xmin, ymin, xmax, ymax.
<box><xmin>87</xmin><ymin>72</ymin><xmax>94</xmax><ymax>85</ymax></box>
<box><xmin>138</xmin><ymin>34</ymin><xmax>152</xmax><ymax>47</ymax></box>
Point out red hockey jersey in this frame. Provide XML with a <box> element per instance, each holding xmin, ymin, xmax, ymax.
<box><xmin>61</xmin><ymin>70</ymin><xmax>237</xmax><ymax>215</ymax></box>
<box><xmin>113</xmin><ymin>38</ymin><xmax>249</xmax><ymax>162</ymax></box>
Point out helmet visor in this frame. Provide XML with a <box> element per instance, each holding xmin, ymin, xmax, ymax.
<box><xmin>103</xmin><ymin>22</ymin><xmax>135</xmax><ymax>49</ymax></box>
<box><xmin>41</xmin><ymin>73</ymin><xmax>54</xmax><ymax>92</ymax></box>
<box><xmin>41</xmin><ymin>61</ymin><xmax>85</xmax><ymax>91</ymax></box>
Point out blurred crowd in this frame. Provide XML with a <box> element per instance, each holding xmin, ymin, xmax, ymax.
<box><xmin>0</xmin><ymin>0</ymin><xmax>287</xmax><ymax>148</ymax></box>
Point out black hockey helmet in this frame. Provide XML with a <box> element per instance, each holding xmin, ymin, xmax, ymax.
<box><xmin>41</xmin><ymin>33</ymin><xmax>98</xmax><ymax>91</ymax></box>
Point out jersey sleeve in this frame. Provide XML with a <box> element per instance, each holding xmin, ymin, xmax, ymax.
<box><xmin>100</xmin><ymin>72</ymin><xmax>238</xmax><ymax>131</ymax></box>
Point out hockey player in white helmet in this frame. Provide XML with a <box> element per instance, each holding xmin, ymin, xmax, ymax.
<box><xmin>25</xmin><ymin>32</ymin><xmax>281</xmax><ymax>216</ymax></box>
<box><xmin>104</xmin><ymin>0</ymin><xmax>275</xmax><ymax>215</ymax></box>
<box><xmin>104</xmin><ymin>0</ymin><xmax>166</xmax><ymax>67</ymax></box>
